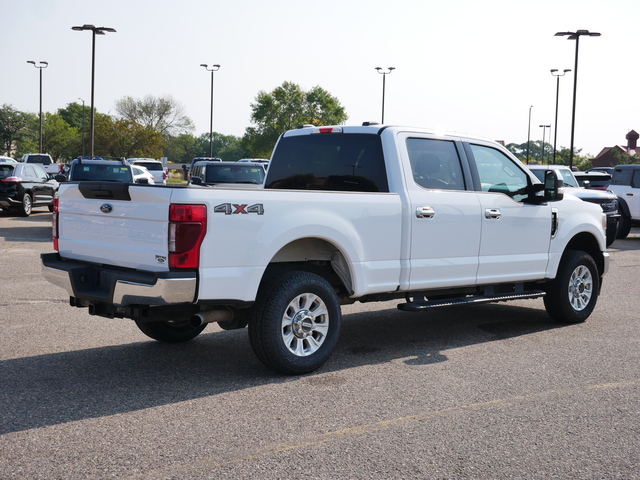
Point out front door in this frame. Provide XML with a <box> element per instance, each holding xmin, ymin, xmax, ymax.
<box><xmin>466</xmin><ymin>143</ymin><xmax>551</xmax><ymax>283</ymax></box>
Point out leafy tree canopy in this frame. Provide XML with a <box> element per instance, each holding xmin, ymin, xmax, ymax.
<box><xmin>242</xmin><ymin>81</ymin><xmax>347</xmax><ymax>158</ymax></box>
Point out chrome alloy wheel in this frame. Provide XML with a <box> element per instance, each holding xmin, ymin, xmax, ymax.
<box><xmin>568</xmin><ymin>264</ymin><xmax>593</xmax><ymax>312</ymax></box>
<box><xmin>281</xmin><ymin>293</ymin><xmax>329</xmax><ymax>357</ymax></box>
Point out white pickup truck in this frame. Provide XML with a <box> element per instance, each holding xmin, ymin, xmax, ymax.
<box><xmin>21</xmin><ymin>153</ymin><xmax>63</xmax><ymax>175</ymax></box>
<box><xmin>41</xmin><ymin>124</ymin><xmax>609</xmax><ymax>374</ymax></box>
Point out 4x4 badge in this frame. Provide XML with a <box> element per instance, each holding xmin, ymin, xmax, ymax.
<box><xmin>100</xmin><ymin>204</ymin><xmax>114</xmax><ymax>214</ymax></box>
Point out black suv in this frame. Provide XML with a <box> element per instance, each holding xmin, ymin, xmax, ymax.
<box><xmin>0</xmin><ymin>162</ymin><xmax>58</xmax><ymax>216</ymax></box>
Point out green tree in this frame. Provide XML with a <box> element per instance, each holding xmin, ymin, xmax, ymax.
<box><xmin>42</xmin><ymin>113</ymin><xmax>80</xmax><ymax>161</ymax></box>
<box><xmin>609</xmin><ymin>148</ymin><xmax>638</xmax><ymax>166</ymax></box>
<box><xmin>242</xmin><ymin>81</ymin><xmax>347</xmax><ymax>158</ymax></box>
<box><xmin>0</xmin><ymin>104</ymin><xmax>35</xmax><ymax>157</ymax></box>
<box><xmin>94</xmin><ymin>114</ymin><xmax>164</xmax><ymax>158</ymax></box>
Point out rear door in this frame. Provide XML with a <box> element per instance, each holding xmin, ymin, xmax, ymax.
<box><xmin>400</xmin><ymin>134</ymin><xmax>482</xmax><ymax>289</ymax></box>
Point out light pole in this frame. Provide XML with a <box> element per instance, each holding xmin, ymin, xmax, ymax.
<box><xmin>78</xmin><ymin>98</ymin><xmax>86</xmax><ymax>156</ymax></box>
<box><xmin>375</xmin><ymin>67</ymin><xmax>395</xmax><ymax>124</ymax></box>
<box><xmin>555</xmin><ymin>30</ymin><xmax>600</xmax><ymax>169</ymax></box>
<box><xmin>526</xmin><ymin>105</ymin><xmax>533</xmax><ymax>164</ymax></box>
<box><xmin>200</xmin><ymin>64</ymin><xmax>220</xmax><ymax>157</ymax></box>
<box><xmin>550</xmin><ymin>69</ymin><xmax>571</xmax><ymax>164</ymax></box>
<box><xmin>539</xmin><ymin>124</ymin><xmax>551</xmax><ymax>164</ymax></box>
<box><xmin>26</xmin><ymin>61</ymin><xmax>48</xmax><ymax>153</ymax></box>
<box><xmin>72</xmin><ymin>24</ymin><xmax>117</xmax><ymax>158</ymax></box>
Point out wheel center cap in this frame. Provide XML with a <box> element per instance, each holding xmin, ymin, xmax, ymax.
<box><xmin>292</xmin><ymin>311</ymin><xmax>314</xmax><ymax>338</ymax></box>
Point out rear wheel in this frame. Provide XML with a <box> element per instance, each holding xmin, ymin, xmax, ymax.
<box><xmin>135</xmin><ymin>319</ymin><xmax>206</xmax><ymax>343</ymax></box>
<box><xmin>544</xmin><ymin>250</ymin><xmax>599</xmax><ymax>324</ymax></box>
<box><xmin>18</xmin><ymin>193</ymin><xmax>32</xmax><ymax>217</ymax></box>
<box><xmin>249</xmin><ymin>271</ymin><xmax>341</xmax><ymax>374</ymax></box>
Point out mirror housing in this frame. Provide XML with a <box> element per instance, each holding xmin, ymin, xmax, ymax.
<box><xmin>191</xmin><ymin>176</ymin><xmax>203</xmax><ymax>185</ymax></box>
<box><xmin>55</xmin><ymin>174</ymin><xmax>67</xmax><ymax>182</ymax></box>
<box><xmin>544</xmin><ymin>170</ymin><xmax>564</xmax><ymax>201</ymax></box>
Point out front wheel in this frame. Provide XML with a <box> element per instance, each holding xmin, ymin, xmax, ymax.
<box><xmin>616</xmin><ymin>211</ymin><xmax>631</xmax><ymax>239</ymax></box>
<box><xmin>135</xmin><ymin>319</ymin><xmax>206</xmax><ymax>343</ymax></box>
<box><xmin>544</xmin><ymin>250</ymin><xmax>599</xmax><ymax>324</ymax></box>
<box><xmin>249</xmin><ymin>271</ymin><xmax>341</xmax><ymax>375</ymax></box>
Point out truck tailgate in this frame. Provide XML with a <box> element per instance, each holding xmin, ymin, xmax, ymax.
<box><xmin>57</xmin><ymin>182</ymin><xmax>174</xmax><ymax>272</ymax></box>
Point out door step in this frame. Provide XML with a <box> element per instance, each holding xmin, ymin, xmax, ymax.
<box><xmin>397</xmin><ymin>290</ymin><xmax>546</xmax><ymax>311</ymax></box>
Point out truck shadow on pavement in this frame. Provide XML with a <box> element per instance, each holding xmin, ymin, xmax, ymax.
<box><xmin>0</xmin><ymin>301</ymin><xmax>563</xmax><ymax>435</ymax></box>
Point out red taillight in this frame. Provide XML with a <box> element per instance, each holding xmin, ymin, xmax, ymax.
<box><xmin>52</xmin><ymin>197</ymin><xmax>59</xmax><ymax>251</ymax></box>
<box><xmin>58</xmin><ymin>164</ymin><xmax>64</xmax><ymax>174</ymax></box>
<box><xmin>1</xmin><ymin>176</ymin><xmax>22</xmax><ymax>183</ymax></box>
<box><xmin>168</xmin><ymin>204</ymin><xmax>207</xmax><ymax>269</ymax></box>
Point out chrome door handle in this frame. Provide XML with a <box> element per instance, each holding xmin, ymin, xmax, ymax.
<box><xmin>485</xmin><ymin>208</ymin><xmax>501</xmax><ymax>219</ymax></box>
<box><xmin>416</xmin><ymin>206</ymin><xmax>435</xmax><ymax>218</ymax></box>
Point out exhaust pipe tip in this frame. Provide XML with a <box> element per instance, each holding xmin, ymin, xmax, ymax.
<box><xmin>190</xmin><ymin>308</ymin><xmax>234</xmax><ymax>327</ymax></box>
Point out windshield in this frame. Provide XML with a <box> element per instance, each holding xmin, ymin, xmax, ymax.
<box><xmin>531</xmin><ymin>168</ymin><xmax>578</xmax><ymax>188</ymax></box>
<box><xmin>205</xmin><ymin>165</ymin><xmax>265</xmax><ymax>184</ymax></box>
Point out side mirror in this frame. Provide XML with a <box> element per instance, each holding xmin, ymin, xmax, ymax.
<box><xmin>191</xmin><ymin>176</ymin><xmax>203</xmax><ymax>185</ymax></box>
<box><xmin>544</xmin><ymin>170</ymin><xmax>564</xmax><ymax>201</ymax></box>
<box><xmin>55</xmin><ymin>174</ymin><xmax>67</xmax><ymax>182</ymax></box>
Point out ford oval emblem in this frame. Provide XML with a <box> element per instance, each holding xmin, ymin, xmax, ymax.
<box><xmin>100</xmin><ymin>204</ymin><xmax>114</xmax><ymax>214</ymax></box>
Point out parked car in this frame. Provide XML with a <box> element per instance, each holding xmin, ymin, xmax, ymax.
<box><xmin>587</xmin><ymin>167</ymin><xmax>614</xmax><ymax>175</ymax></box>
<box><xmin>127</xmin><ymin>158</ymin><xmax>166</xmax><ymax>185</ymax></box>
<box><xmin>0</xmin><ymin>156</ymin><xmax>18</xmax><ymax>163</ymax></box>
<box><xmin>57</xmin><ymin>158</ymin><xmax>150</xmax><ymax>184</ymax></box>
<box><xmin>189</xmin><ymin>161</ymin><xmax>266</xmax><ymax>186</ymax></box>
<box><xmin>131</xmin><ymin>165</ymin><xmax>156</xmax><ymax>184</ymax></box>
<box><xmin>608</xmin><ymin>164</ymin><xmax>640</xmax><ymax>239</ymax></box>
<box><xmin>573</xmin><ymin>171</ymin><xmax>612</xmax><ymax>190</ymax></box>
<box><xmin>0</xmin><ymin>162</ymin><xmax>58</xmax><ymax>216</ymax></box>
<box><xmin>528</xmin><ymin>164</ymin><xmax>619</xmax><ymax>246</ymax></box>
<box><xmin>21</xmin><ymin>153</ymin><xmax>64</xmax><ymax>175</ymax></box>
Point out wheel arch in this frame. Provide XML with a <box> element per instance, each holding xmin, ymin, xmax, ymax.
<box><xmin>564</xmin><ymin>232</ymin><xmax>607</xmax><ymax>277</ymax></box>
<box><xmin>263</xmin><ymin>237</ymin><xmax>355</xmax><ymax>300</ymax></box>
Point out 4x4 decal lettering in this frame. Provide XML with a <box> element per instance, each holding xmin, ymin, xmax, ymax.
<box><xmin>214</xmin><ymin>203</ymin><xmax>264</xmax><ymax>215</ymax></box>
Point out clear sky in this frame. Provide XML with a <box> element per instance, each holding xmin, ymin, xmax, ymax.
<box><xmin>2</xmin><ymin>0</ymin><xmax>638</xmax><ymax>157</ymax></box>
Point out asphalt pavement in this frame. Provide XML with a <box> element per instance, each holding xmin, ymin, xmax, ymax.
<box><xmin>1</xmin><ymin>209</ymin><xmax>639</xmax><ymax>479</ymax></box>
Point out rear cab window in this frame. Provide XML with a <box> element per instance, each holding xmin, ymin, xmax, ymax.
<box><xmin>265</xmin><ymin>133</ymin><xmax>389</xmax><ymax>192</ymax></box>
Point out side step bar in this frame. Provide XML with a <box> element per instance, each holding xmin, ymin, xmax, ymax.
<box><xmin>397</xmin><ymin>290</ymin><xmax>546</xmax><ymax>312</ymax></box>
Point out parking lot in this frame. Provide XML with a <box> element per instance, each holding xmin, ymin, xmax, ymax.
<box><xmin>1</xmin><ymin>209</ymin><xmax>639</xmax><ymax>479</ymax></box>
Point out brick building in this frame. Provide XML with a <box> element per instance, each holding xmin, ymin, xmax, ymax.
<box><xmin>591</xmin><ymin>130</ymin><xmax>639</xmax><ymax>167</ymax></box>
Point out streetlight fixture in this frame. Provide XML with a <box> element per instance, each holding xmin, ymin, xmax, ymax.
<box><xmin>72</xmin><ymin>24</ymin><xmax>117</xmax><ymax>158</ymax></box>
<box><xmin>375</xmin><ymin>67</ymin><xmax>395</xmax><ymax>124</ymax></box>
<box><xmin>200</xmin><ymin>64</ymin><xmax>221</xmax><ymax>157</ymax></box>
<box><xmin>550</xmin><ymin>69</ymin><xmax>571</xmax><ymax>164</ymax></box>
<box><xmin>26</xmin><ymin>60</ymin><xmax>48</xmax><ymax>153</ymax></box>
<box><xmin>539</xmin><ymin>124</ymin><xmax>551</xmax><ymax>165</ymax></box>
<box><xmin>555</xmin><ymin>29</ymin><xmax>601</xmax><ymax>169</ymax></box>
<box><xmin>526</xmin><ymin>105</ymin><xmax>533</xmax><ymax>164</ymax></box>
<box><xmin>78</xmin><ymin>98</ymin><xmax>86</xmax><ymax>156</ymax></box>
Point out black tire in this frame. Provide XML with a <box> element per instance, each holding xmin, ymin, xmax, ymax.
<box><xmin>544</xmin><ymin>250</ymin><xmax>599</xmax><ymax>324</ymax></box>
<box><xmin>616</xmin><ymin>211</ymin><xmax>631</xmax><ymax>239</ymax></box>
<box><xmin>249</xmin><ymin>271</ymin><xmax>341</xmax><ymax>375</ymax></box>
<box><xmin>134</xmin><ymin>319</ymin><xmax>206</xmax><ymax>343</ymax></box>
<box><xmin>18</xmin><ymin>193</ymin><xmax>32</xmax><ymax>217</ymax></box>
